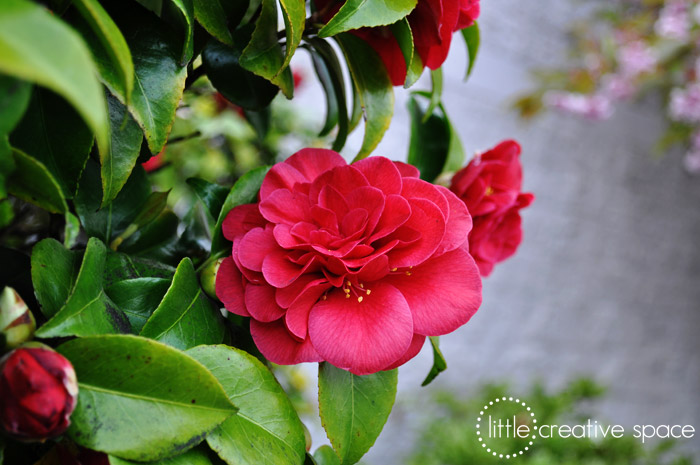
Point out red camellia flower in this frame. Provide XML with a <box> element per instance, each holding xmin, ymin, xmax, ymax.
<box><xmin>217</xmin><ymin>149</ymin><xmax>482</xmax><ymax>375</ymax></box>
<box><xmin>315</xmin><ymin>0</ymin><xmax>480</xmax><ymax>86</ymax></box>
<box><xmin>0</xmin><ymin>346</ymin><xmax>78</xmax><ymax>441</ymax></box>
<box><xmin>450</xmin><ymin>140</ymin><xmax>534</xmax><ymax>277</ymax></box>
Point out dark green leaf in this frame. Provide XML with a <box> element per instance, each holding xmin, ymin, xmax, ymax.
<box><xmin>313</xmin><ymin>446</ymin><xmax>340</xmax><ymax>465</ymax></box>
<box><xmin>0</xmin><ymin>74</ymin><xmax>31</xmax><ymax>134</ymax></box>
<box><xmin>103</xmin><ymin>251</ymin><xmax>175</xmax><ymax>288</ymax></box>
<box><xmin>211</xmin><ymin>165</ymin><xmax>270</xmax><ymax>255</ymax></box>
<box><xmin>7</xmin><ymin>148</ymin><xmax>68</xmax><ymax>214</ymax></box>
<box><xmin>35</xmin><ymin>237</ymin><xmax>131</xmax><ymax>338</ymax></box>
<box><xmin>187</xmin><ymin>177</ymin><xmax>229</xmax><ymax>219</ymax></box>
<box><xmin>110</xmin><ymin>190</ymin><xmax>171</xmax><ymax>250</ymax></box>
<box><xmin>421</xmin><ymin>336</ymin><xmax>446</xmax><ymax>386</ymax></box>
<box><xmin>319</xmin><ymin>0</ymin><xmax>417</xmax><ymax>38</ymax></box>
<box><xmin>240</xmin><ymin>0</ymin><xmax>294</xmax><ymax>98</ymax></box>
<box><xmin>462</xmin><ymin>22</ymin><xmax>479</xmax><ymax>79</ymax></box>
<box><xmin>193</xmin><ymin>0</ymin><xmax>234</xmax><ymax>46</ymax></box>
<box><xmin>105</xmin><ymin>277</ymin><xmax>171</xmax><ymax>333</ymax></box>
<box><xmin>140</xmin><ymin>258</ymin><xmax>224</xmax><ymax>350</ymax></box>
<box><xmin>336</xmin><ymin>33</ymin><xmax>394</xmax><ymax>161</ymax></box>
<box><xmin>31</xmin><ymin>238</ymin><xmax>82</xmax><ymax>319</ymax></box>
<box><xmin>318</xmin><ymin>363</ymin><xmax>397</xmax><ymax>465</ymax></box>
<box><xmin>58</xmin><ymin>335</ymin><xmax>237</xmax><ymax>462</ymax></box>
<box><xmin>278</xmin><ymin>0</ymin><xmax>306</xmax><ymax>74</ymax></box>
<box><xmin>64</xmin><ymin>212</ymin><xmax>81</xmax><ymax>248</ymax></box>
<box><xmin>110</xmin><ymin>447</ymin><xmax>213</xmax><ymax>465</ymax></box>
<box><xmin>102</xmin><ymin>93</ymin><xmax>144</xmax><ymax>206</ymax></box>
<box><xmin>203</xmin><ymin>39</ymin><xmax>279</xmax><ymax>111</ymax></box>
<box><xmin>308</xmin><ymin>39</ymin><xmax>348</xmax><ymax>151</ymax></box>
<box><xmin>389</xmin><ymin>18</ymin><xmax>422</xmax><ymax>88</ymax></box>
<box><xmin>98</xmin><ymin>0</ymin><xmax>187</xmax><ymax>154</ymax></box>
<box><xmin>423</xmin><ymin>68</ymin><xmax>442</xmax><ymax>122</ymax></box>
<box><xmin>187</xmin><ymin>345</ymin><xmax>306</xmax><ymax>465</ymax></box>
<box><xmin>406</xmin><ymin>94</ymin><xmax>450</xmax><ymax>182</ymax></box>
<box><xmin>10</xmin><ymin>87</ymin><xmax>93</xmax><ymax>199</ymax></box>
<box><xmin>243</xmin><ymin>107</ymin><xmax>271</xmax><ymax>140</ymax></box>
<box><xmin>0</xmin><ymin>0</ymin><xmax>110</xmax><ymax>158</ymax></box>
<box><xmin>164</xmin><ymin>0</ymin><xmax>195</xmax><ymax>65</ymax></box>
<box><xmin>71</xmin><ymin>0</ymin><xmax>134</xmax><ymax>102</ymax></box>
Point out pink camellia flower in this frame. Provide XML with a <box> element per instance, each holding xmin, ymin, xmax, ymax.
<box><xmin>216</xmin><ymin>149</ymin><xmax>482</xmax><ymax>375</ymax></box>
<box><xmin>450</xmin><ymin>140</ymin><xmax>534</xmax><ymax>276</ymax></box>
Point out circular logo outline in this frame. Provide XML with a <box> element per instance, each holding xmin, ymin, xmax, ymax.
<box><xmin>475</xmin><ymin>396</ymin><xmax>538</xmax><ymax>459</ymax></box>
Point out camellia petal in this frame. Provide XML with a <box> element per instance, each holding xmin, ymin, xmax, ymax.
<box><xmin>244</xmin><ymin>284</ymin><xmax>286</xmax><ymax>322</ymax></box>
<box><xmin>216</xmin><ymin>257</ymin><xmax>249</xmax><ymax>316</ymax></box>
<box><xmin>250</xmin><ymin>318</ymin><xmax>323</xmax><ymax>364</ymax></box>
<box><xmin>383</xmin><ymin>333</ymin><xmax>426</xmax><ymax>371</ymax></box>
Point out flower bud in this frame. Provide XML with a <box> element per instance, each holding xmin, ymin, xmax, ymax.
<box><xmin>0</xmin><ymin>287</ymin><xmax>36</xmax><ymax>349</ymax></box>
<box><xmin>200</xmin><ymin>257</ymin><xmax>224</xmax><ymax>301</ymax></box>
<box><xmin>0</xmin><ymin>346</ymin><xmax>78</xmax><ymax>441</ymax></box>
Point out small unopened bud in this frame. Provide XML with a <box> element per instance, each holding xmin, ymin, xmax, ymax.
<box><xmin>200</xmin><ymin>257</ymin><xmax>224</xmax><ymax>301</ymax></box>
<box><xmin>0</xmin><ymin>287</ymin><xmax>36</xmax><ymax>349</ymax></box>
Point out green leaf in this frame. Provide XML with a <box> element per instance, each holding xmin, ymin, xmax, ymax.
<box><xmin>240</xmin><ymin>0</ymin><xmax>294</xmax><ymax>98</ymax></box>
<box><xmin>203</xmin><ymin>39</ymin><xmax>279</xmax><ymax>111</ymax></box>
<box><xmin>423</xmin><ymin>68</ymin><xmax>442</xmax><ymax>122</ymax></box>
<box><xmin>98</xmin><ymin>1</ymin><xmax>187</xmax><ymax>154</ymax></box>
<box><xmin>211</xmin><ymin>165</ymin><xmax>270</xmax><ymax>255</ymax></box>
<box><xmin>187</xmin><ymin>345</ymin><xmax>306</xmax><ymax>465</ymax></box>
<box><xmin>103</xmin><ymin>251</ymin><xmax>175</xmax><ymax>288</ymax></box>
<box><xmin>308</xmin><ymin>39</ymin><xmax>348</xmax><ymax>151</ymax></box>
<box><xmin>0</xmin><ymin>136</ymin><xmax>11</xmax><ymax>199</ymax></box>
<box><xmin>118</xmin><ymin>210</ymin><xmax>180</xmax><ymax>258</ymax></box>
<box><xmin>164</xmin><ymin>0</ymin><xmax>195</xmax><ymax>65</ymax></box>
<box><xmin>64</xmin><ymin>212</ymin><xmax>81</xmax><ymax>248</ymax></box>
<box><xmin>7</xmin><ymin>148</ymin><xmax>68</xmax><ymax>214</ymax></box>
<box><xmin>313</xmin><ymin>446</ymin><xmax>340</xmax><ymax>465</ymax></box>
<box><xmin>421</xmin><ymin>336</ymin><xmax>446</xmax><ymax>386</ymax></box>
<box><xmin>0</xmin><ymin>74</ymin><xmax>31</xmax><ymax>134</ymax></box>
<box><xmin>31</xmin><ymin>238</ymin><xmax>82</xmax><ymax>319</ymax></box>
<box><xmin>406</xmin><ymin>94</ymin><xmax>450</xmax><ymax>182</ymax></box>
<box><xmin>110</xmin><ymin>190</ymin><xmax>171</xmax><ymax>250</ymax></box>
<box><xmin>10</xmin><ymin>87</ymin><xmax>93</xmax><ymax>199</ymax></box>
<box><xmin>140</xmin><ymin>258</ymin><xmax>224</xmax><ymax>350</ymax></box>
<box><xmin>35</xmin><ymin>237</ymin><xmax>131</xmax><ymax>338</ymax></box>
<box><xmin>0</xmin><ymin>0</ymin><xmax>109</xmax><ymax>159</ymax></box>
<box><xmin>318</xmin><ymin>363</ymin><xmax>398</xmax><ymax>465</ymax></box>
<box><xmin>71</xmin><ymin>0</ymin><xmax>134</xmax><ymax>103</ymax></box>
<box><xmin>193</xmin><ymin>0</ymin><xmax>234</xmax><ymax>46</ymax></box>
<box><xmin>336</xmin><ymin>33</ymin><xmax>394</xmax><ymax>162</ymax></box>
<box><xmin>101</xmin><ymin>93</ymin><xmax>144</xmax><ymax>206</ymax></box>
<box><xmin>319</xmin><ymin>0</ymin><xmax>417</xmax><ymax>38</ymax></box>
<box><xmin>187</xmin><ymin>177</ymin><xmax>229</xmax><ymax>219</ymax></box>
<box><xmin>278</xmin><ymin>0</ymin><xmax>306</xmax><ymax>75</ymax></box>
<box><xmin>461</xmin><ymin>22</ymin><xmax>480</xmax><ymax>79</ymax></box>
<box><xmin>58</xmin><ymin>334</ymin><xmax>237</xmax><ymax>462</ymax></box>
<box><xmin>388</xmin><ymin>18</ymin><xmax>422</xmax><ymax>89</ymax></box>
<box><xmin>105</xmin><ymin>277</ymin><xmax>171</xmax><ymax>333</ymax></box>
<box><xmin>110</xmin><ymin>447</ymin><xmax>213</xmax><ymax>465</ymax></box>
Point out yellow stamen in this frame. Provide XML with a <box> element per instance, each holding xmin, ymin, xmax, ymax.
<box><xmin>405</xmin><ymin>271</ymin><xmax>412</xmax><ymax>276</ymax></box>
<box><xmin>359</xmin><ymin>283</ymin><xmax>364</xmax><ymax>288</ymax></box>
<box><xmin>344</xmin><ymin>288</ymin><xmax>350</xmax><ymax>294</ymax></box>
<box><xmin>391</xmin><ymin>267</ymin><xmax>398</xmax><ymax>272</ymax></box>
<box><xmin>366</xmin><ymin>289</ymin><xmax>371</xmax><ymax>296</ymax></box>
<box><xmin>358</xmin><ymin>296</ymin><xmax>364</xmax><ymax>303</ymax></box>
<box><xmin>345</xmin><ymin>293</ymin><xmax>350</xmax><ymax>299</ymax></box>
<box><xmin>485</xmin><ymin>186</ymin><xmax>495</xmax><ymax>196</ymax></box>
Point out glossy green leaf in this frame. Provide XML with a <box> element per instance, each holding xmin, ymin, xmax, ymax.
<box><xmin>7</xmin><ymin>148</ymin><xmax>68</xmax><ymax>214</ymax></box>
<box><xmin>313</xmin><ymin>446</ymin><xmax>340</xmax><ymax>465</ymax></box>
<box><xmin>336</xmin><ymin>33</ymin><xmax>394</xmax><ymax>161</ymax></box>
<box><xmin>0</xmin><ymin>0</ymin><xmax>109</xmax><ymax>158</ymax></box>
<box><xmin>406</xmin><ymin>94</ymin><xmax>451</xmax><ymax>182</ymax></box>
<box><xmin>240</xmin><ymin>0</ymin><xmax>294</xmax><ymax>98</ymax></box>
<box><xmin>58</xmin><ymin>335</ymin><xmax>237</xmax><ymax>462</ymax></box>
<box><xmin>319</xmin><ymin>0</ymin><xmax>417</xmax><ymax>38</ymax></box>
<box><xmin>308</xmin><ymin>39</ymin><xmax>348</xmax><ymax>151</ymax></box>
<box><xmin>105</xmin><ymin>277</ymin><xmax>171</xmax><ymax>333</ymax></box>
<box><xmin>31</xmin><ymin>238</ymin><xmax>82</xmax><ymax>319</ymax></box>
<box><xmin>318</xmin><ymin>363</ymin><xmax>398</xmax><ymax>465</ymax></box>
<box><xmin>0</xmin><ymin>137</ymin><xmax>11</xmax><ymax>199</ymax></box>
<box><xmin>103</xmin><ymin>251</ymin><xmax>175</xmax><ymax>288</ymax></box>
<box><xmin>110</xmin><ymin>190</ymin><xmax>171</xmax><ymax>250</ymax></box>
<box><xmin>0</xmin><ymin>74</ymin><xmax>31</xmax><ymax>134</ymax></box>
<box><xmin>11</xmin><ymin>87</ymin><xmax>93</xmax><ymax>199</ymax></box>
<box><xmin>64</xmin><ymin>212</ymin><xmax>81</xmax><ymax>249</ymax></box>
<box><xmin>98</xmin><ymin>1</ymin><xmax>187</xmax><ymax>154</ymax></box>
<box><xmin>187</xmin><ymin>345</ymin><xmax>306</xmax><ymax>465</ymax></box>
<box><xmin>72</xmin><ymin>0</ymin><xmax>134</xmax><ymax>103</ymax></box>
<box><xmin>101</xmin><ymin>93</ymin><xmax>144</xmax><ymax>206</ymax></box>
<box><xmin>118</xmin><ymin>210</ymin><xmax>180</xmax><ymax>259</ymax></box>
<box><xmin>462</xmin><ymin>22</ymin><xmax>480</xmax><ymax>79</ymax></box>
<box><xmin>423</xmin><ymin>68</ymin><xmax>443</xmax><ymax>122</ymax></box>
<box><xmin>140</xmin><ymin>258</ymin><xmax>224</xmax><ymax>350</ymax></box>
<box><xmin>187</xmin><ymin>177</ymin><xmax>229</xmax><ymax>219</ymax></box>
<box><xmin>193</xmin><ymin>0</ymin><xmax>234</xmax><ymax>46</ymax></box>
<box><xmin>211</xmin><ymin>165</ymin><xmax>270</xmax><ymax>254</ymax></box>
<box><xmin>421</xmin><ymin>336</ymin><xmax>446</xmax><ymax>386</ymax></box>
<box><xmin>278</xmin><ymin>0</ymin><xmax>306</xmax><ymax>74</ymax></box>
<box><xmin>110</xmin><ymin>447</ymin><xmax>213</xmax><ymax>465</ymax></box>
<box><xmin>389</xmin><ymin>18</ymin><xmax>423</xmax><ymax>88</ymax></box>
<box><xmin>203</xmin><ymin>39</ymin><xmax>279</xmax><ymax>111</ymax></box>
<box><xmin>35</xmin><ymin>237</ymin><xmax>131</xmax><ymax>338</ymax></box>
<box><xmin>165</xmin><ymin>0</ymin><xmax>195</xmax><ymax>65</ymax></box>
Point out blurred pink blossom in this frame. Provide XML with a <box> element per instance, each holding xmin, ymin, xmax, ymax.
<box><xmin>544</xmin><ymin>91</ymin><xmax>614</xmax><ymax>120</ymax></box>
<box><xmin>669</xmin><ymin>84</ymin><xmax>700</xmax><ymax>123</ymax></box>
<box><xmin>618</xmin><ymin>41</ymin><xmax>656</xmax><ymax>76</ymax></box>
<box><xmin>602</xmin><ymin>74</ymin><xmax>637</xmax><ymax>100</ymax></box>
<box><xmin>655</xmin><ymin>1</ymin><xmax>691</xmax><ymax>41</ymax></box>
<box><xmin>682</xmin><ymin>132</ymin><xmax>700</xmax><ymax>175</ymax></box>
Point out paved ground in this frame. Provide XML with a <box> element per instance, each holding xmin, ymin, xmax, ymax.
<box><xmin>292</xmin><ymin>0</ymin><xmax>700</xmax><ymax>462</ymax></box>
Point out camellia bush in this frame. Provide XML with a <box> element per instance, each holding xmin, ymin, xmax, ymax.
<box><xmin>0</xmin><ymin>0</ymin><xmax>533</xmax><ymax>464</ymax></box>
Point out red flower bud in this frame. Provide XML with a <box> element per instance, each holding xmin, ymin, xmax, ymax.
<box><xmin>0</xmin><ymin>346</ymin><xmax>78</xmax><ymax>441</ymax></box>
